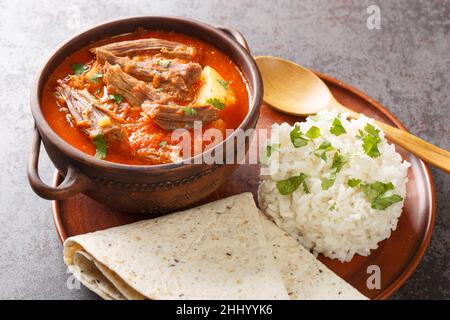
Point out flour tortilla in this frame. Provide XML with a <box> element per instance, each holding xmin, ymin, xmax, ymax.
<box><xmin>156</xmin><ymin>193</ymin><xmax>289</xmax><ymax>299</ymax></box>
<box><xmin>64</xmin><ymin>192</ymin><xmax>366</xmax><ymax>300</ymax></box>
<box><xmin>260</xmin><ymin>214</ymin><xmax>368</xmax><ymax>300</ymax></box>
<box><xmin>64</xmin><ymin>193</ymin><xmax>289</xmax><ymax>300</ymax></box>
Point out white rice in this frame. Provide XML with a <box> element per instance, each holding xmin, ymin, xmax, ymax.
<box><xmin>258</xmin><ymin>110</ymin><xmax>410</xmax><ymax>262</ymax></box>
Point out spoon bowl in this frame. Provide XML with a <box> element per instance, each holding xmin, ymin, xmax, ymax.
<box><xmin>256</xmin><ymin>56</ymin><xmax>332</xmax><ymax>116</ymax></box>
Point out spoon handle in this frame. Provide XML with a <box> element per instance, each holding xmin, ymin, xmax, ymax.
<box><xmin>334</xmin><ymin>104</ymin><xmax>450</xmax><ymax>173</ymax></box>
<box><xmin>373</xmin><ymin>121</ymin><xmax>450</xmax><ymax>173</ymax></box>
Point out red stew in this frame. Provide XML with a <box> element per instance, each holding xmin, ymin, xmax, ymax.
<box><xmin>41</xmin><ymin>30</ymin><xmax>250</xmax><ymax>165</ymax></box>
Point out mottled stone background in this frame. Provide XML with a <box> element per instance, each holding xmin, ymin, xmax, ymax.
<box><xmin>0</xmin><ymin>0</ymin><xmax>448</xmax><ymax>299</ymax></box>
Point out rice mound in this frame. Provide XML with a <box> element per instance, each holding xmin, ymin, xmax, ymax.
<box><xmin>258</xmin><ymin>110</ymin><xmax>410</xmax><ymax>262</ymax></box>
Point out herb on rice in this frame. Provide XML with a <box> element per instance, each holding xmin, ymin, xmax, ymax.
<box><xmin>357</xmin><ymin>123</ymin><xmax>382</xmax><ymax>158</ymax></box>
<box><xmin>330</xmin><ymin>117</ymin><xmax>346</xmax><ymax>136</ymax></box>
<box><xmin>331</xmin><ymin>152</ymin><xmax>348</xmax><ymax>173</ymax></box>
<box><xmin>347</xmin><ymin>178</ymin><xmax>361</xmax><ymax>188</ymax></box>
<box><xmin>277</xmin><ymin>173</ymin><xmax>307</xmax><ymax>195</ymax></box>
<box><xmin>305</xmin><ymin>126</ymin><xmax>320</xmax><ymax>139</ymax></box>
<box><xmin>321</xmin><ymin>175</ymin><xmax>336</xmax><ymax>190</ymax></box>
<box><xmin>314</xmin><ymin>141</ymin><xmax>334</xmax><ymax>161</ymax></box>
<box><xmin>329</xmin><ymin>202</ymin><xmax>337</xmax><ymax>211</ymax></box>
<box><xmin>320</xmin><ymin>152</ymin><xmax>348</xmax><ymax>190</ymax></box>
<box><xmin>302</xmin><ymin>180</ymin><xmax>310</xmax><ymax>194</ymax></box>
<box><xmin>361</xmin><ymin>181</ymin><xmax>403</xmax><ymax>210</ymax></box>
<box><xmin>260</xmin><ymin>143</ymin><xmax>281</xmax><ymax>164</ymax></box>
<box><xmin>290</xmin><ymin>124</ymin><xmax>309</xmax><ymax>148</ymax></box>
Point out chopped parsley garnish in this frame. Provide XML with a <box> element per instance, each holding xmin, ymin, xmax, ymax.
<box><xmin>302</xmin><ymin>180</ymin><xmax>310</xmax><ymax>194</ymax></box>
<box><xmin>157</xmin><ymin>60</ymin><xmax>172</xmax><ymax>68</ymax></box>
<box><xmin>159</xmin><ymin>140</ymin><xmax>167</xmax><ymax>148</ymax></box>
<box><xmin>217</xmin><ymin>79</ymin><xmax>229</xmax><ymax>89</ymax></box>
<box><xmin>321</xmin><ymin>176</ymin><xmax>336</xmax><ymax>190</ymax></box>
<box><xmin>361</xmin><ymin>181</ymin><xmax>394</xmax><ymax>202</ymax></box>
<box><xmin>266</xmin><ymin>143</ymin><xmax>281</xmax><ymax>158</ymax></box>
<box><xmin>71</xmin><ymin>63</ymin><xmax>88</xmax><ymax>75</ymax></box>
<box><xmin>109</xmin><ymin>94</ymin><xmax>123</xmax><ymax>104</ymax></box>
<box><xmin>320</xmin><ymin>152</ymin><xmax>347</xmax><ymax>190</ymax></box>
<box><xmin>361</xmin><ymin>181</ymin><xmax>403</xmax><ymax>210</ymax></box>
<box><xmin>276</xmin><ymin>173</ymin><xmax>307</xmax><ymax>195</ymax></box>
<box><xmin>347</xmin><ymin>178</ymin><xmax>362</xmax><ymax>188</ymax></box>
<box><xmin>331</xmin><ymin>152</ymin><xmax>348</xmax><ymax>173</ymax></box>
<box><xmin>305</xmin><ymin>126</ymin><xmax>320</xmax><ymax>139</ymax></box>
<box><xmin>358</xmin><ymin>123</ymin><xmax>382</xmax><ymax>158</ymax></box>
<box><xmin>290</xmin><ymin>124</ymin><xmax>309</xmax><ymax>148</ymax></box>
<box><xmin>330</xmin><ymin>117</ymin><xmax>346</xmax><ymax>136</ymax></box>
<box><xmin>329</xmin><ymin>202</ymin><xmax>337</xmax><ymax>211</ymax></box>
<box><xmin>206</xmin><ymin>98</ymin><xmax>225</xmax><ymax>110</ymax></box>
<box><xmin>181</xmin><ymin>106</ymin><xmax>197</xmax><ymax>115</ymax></box>
<box><xmin>93</xmin><ymin>134</ymin><xmax>107</xmax><ymax>159</ymax></box>
<box><xmin>260</xmin><ymin>143</ymin><xmax>281</xmax><ymax>164</ymax></box>
<box><xmin>314</xmin><ymin>141</ymin><xmax>334</xmax><ymax>160</ymax></box>
<box><xmin>371</xmin><ymin>194</ymin><xmax>403</xmax><ymax>210</ymax></box>
<box><xmin>89</xmin><ymin>72</ymin><xmax>103</xmax><ymax>83</ymax></box>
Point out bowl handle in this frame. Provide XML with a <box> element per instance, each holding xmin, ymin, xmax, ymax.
<box><xmin>28</xmin><ymin>127</ymin><xmax>90</xmax><ymax>200</ymax></box>
<box><xmin>217</xmin><ymin>27</ymin><xmax>250</xmax><ymax>53</ymax></box>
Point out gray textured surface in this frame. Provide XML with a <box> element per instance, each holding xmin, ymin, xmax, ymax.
<box><xmin>0</xmin><ymin>0</ymin><xmax>448</xmax><ymax>299</ymax></box>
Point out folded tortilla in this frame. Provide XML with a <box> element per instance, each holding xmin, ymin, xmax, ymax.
<box><xmin>64</xmin><ymin>192</ymin><xmax>367</xmax><ymax>300</ymax></box>
<box><xmin>259</xmin><ymin>214</ymin><xmax>367</xmax><ymax>300</ymax></box>
<box><xmin>64</xmin><ymin>193</ymin><xmax>289</xmax><ymax>299</ymax></box>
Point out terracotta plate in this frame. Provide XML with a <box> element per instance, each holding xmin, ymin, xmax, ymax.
<box><xmin>52</xmin><ymin>72</ymin><xmax>436</xmax><ymax>300</ymax></box>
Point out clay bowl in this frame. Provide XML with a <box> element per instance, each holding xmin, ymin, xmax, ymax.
<box><xmin>28</xmin><ymin>16</ymin><xmax>262</xmax><ymax>214</ymax></box>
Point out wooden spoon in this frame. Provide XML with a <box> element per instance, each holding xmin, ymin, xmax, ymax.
<box><xmin>255</xmin><ymin>55</ymin><xmax>450</xmax><ymax>173</ymax></box>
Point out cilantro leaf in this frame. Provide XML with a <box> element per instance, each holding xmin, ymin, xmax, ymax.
<box><xmin>217</xmin><ymin>79</ymin><xmax>229</xmax><ymax>89</ymax></box>
<box><xmin>206</xmin><ymin>98</ymin><xmax>225</xmax><ymax>110</ymax></box>
<box><xmin>266</xmin><ymin>143</ymin><xmax>281</xmax><ymax>157</ymax></box>
<box><xmin>89</xmin><ymin>72</ymin><xmax>103</xmax><ymax>83</ymax></box>
<box><xmin>314</xmin><ymin>141</ymin><xmax>334</xmax><ymax>161</ymax></box>
<box><xmin>331</xmin><ymin>152</ymin><xmax>348</xmax><ymax>173</ymax></box>
<box><xmin>157</xmin><ymin>60</ymin><xmax>172</xmax><ymax>68</ymax></box>
<box><xmin>93</xmin><ymin>134</ymin><xmax>107</xmax><ymax>159</ymax></box>
<box><xmin>321</xmin><ymin>176</ymin><xmax>336</xmax><ymax>190</ymax></box>
<box><xmin>330</xmin><ymin>117</ymin><xmax>346</xmax><ymax>136</ymax></box>
<box><xmin>71</xmin><ymin>63</ymin><xmax>88</xmax><ymax>75</ymax></box>
<box><xmin>361</xmin><ymin>181</ymin><xmax>401</xmax><ymax>210</ymax></box>
<box><xmin>359</xmin><ymin>123</ymin><xmax>382</xmax><ymax>158</ymax></box>
<box><xmin>260</xmin><ymin>143</ymin><xmax>281</xmax><ymax>164</ymax></box>
<box><xmin>181</xmin><ymin>107</ymin><xmax>198</xmax><ymax>115</ymax></box>
<box><xmin>290</xmin><ymin>124</ymin><xmax>309</xmax><ymax>148</ymax></box>
<box><xmin>317</xmin><ymin>141</ymin><xmax>333</xmax><ymax>151</ymax></box>
<box><xmin>302</xmin><ymin>181</ymin><xmax>310</xmax><ymax>194</ymax></box>
<box><xmin>362</xmin><ymin>181</ymin><xmax>394</xmax><ymax>202</ymax></box>
<box><xmin>347</xmin><ymin>178</ymin><xmax>361</xmax><ymax>188</ymax></box>
<box><xmin>159</xmin><ymin>140</ymin><xmax>167</xmax><ymax>148</ymax></box>
<box><xmin>364</xmin><ymin>123</ymin><xmax>380</xmax><ymax>136</ymax></box>
<box><xmin>109</xmin><ymin>94</ymin><xmax>123</xmax><ymax>104</ymax></box>
<box><xmin>276</xmin><ymin>173</ymin><xmax>307</xmax><ymax>195</ymax></box>
<box><xmin>371</xmin><ymin>194</ymin><xmax>403</xmax><ymax>210</ymax></box>
<box><xmin>305</xmin><ymin>126</ymin><xmax>320</xmax><ymax>139</ymax></box>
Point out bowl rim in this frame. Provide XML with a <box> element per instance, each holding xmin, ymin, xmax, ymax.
<box><xmin>30</xmin><ymin>16</ymin><xmax>263</xmax><ymax>172</ymax></box>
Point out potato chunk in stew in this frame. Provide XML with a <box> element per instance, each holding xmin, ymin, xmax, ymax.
<box><xmin>194</xmin><ymin>66</ymin><xmax>237</xmax><ymax>108</ymax></box>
